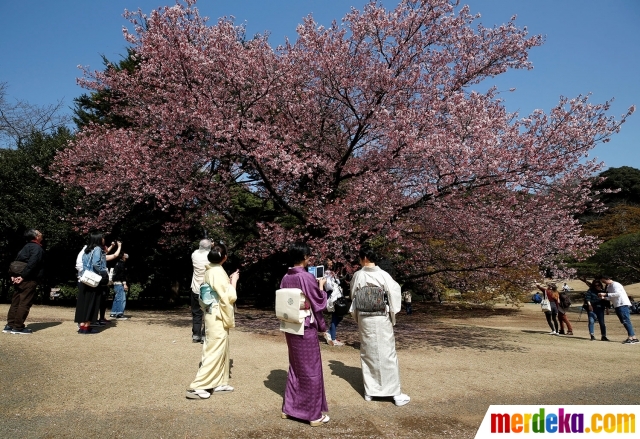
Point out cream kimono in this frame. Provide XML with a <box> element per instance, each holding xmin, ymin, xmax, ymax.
<box><xmin>189</xmin><ymin>264</ymin><xmax>237</xmax><ymax>390</ymax></box>
<box><xmin>350</xmin><ymin>265</ymin><xmax>403</xmax><ymax>398</ymax></box>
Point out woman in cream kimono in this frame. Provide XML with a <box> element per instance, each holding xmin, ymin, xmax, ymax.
<box><xmin>350</xmin><ymin>245</ymin><xmax>410</xmax><ymax>406</ymax></box>
<box><xmin>186</xmin><ymin>242</ymin><xmax>239</xmax><ymax>399</ymax></box>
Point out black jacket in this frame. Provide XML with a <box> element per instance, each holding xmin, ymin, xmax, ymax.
<box><xmin>112</xmin><ymin>260</ymin><xmax>127</xmax><ymax>283</ymax></box>
<box><xmin>15</xmin><ymin>242</ymin><xmax>45</xmax><ymax>280</ymax></box>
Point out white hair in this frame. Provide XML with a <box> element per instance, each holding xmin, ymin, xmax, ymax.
<box><xmin>199</xmin><ymin>239</ymin><xmax>212</xmax><ymax>251</ymax></box>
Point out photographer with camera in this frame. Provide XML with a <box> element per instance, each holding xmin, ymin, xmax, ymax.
<box><xmin>96</xmin><ymin>240</ymin><xmax>121</xmax><ymax>324</ymax></box>
<box><xmin>110</xmin><ymin>252</ymin><xmax>129</xmax><ymax>320</ymax></box>
<box><xmin>323</xmin><ymin>259</ymin><xmax>345</xmax><ymax>347</ymax></box>
<box><xmin>190</xmin><ymin>239</ymin><xmax>211</xmax><ymax>343</ymax></box>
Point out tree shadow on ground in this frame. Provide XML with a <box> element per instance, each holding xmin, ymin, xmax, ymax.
<box><xmin>330</xmin><ymin>317</ymin><xmax>528</xmax><ymax>352</ymax></box>
<box><xmin>140</xmin><ymin>308</ymin><xmax>192</xmax><ymax>328</ymax></box>
<box><xmin>408</xmin><ymin>301</ymin><xmax>520</xmax><ymax>320</ymax></box>
<box><xmin>234</xmin><ymin>311</ymin><xmax>282</xmax><ymax>336</ymax></box>
<box><xmin>26</xmin><ymin>322</ymin><xmax>62</xmax><ymax>332</ymax></box>
<box><xmin>328</xmin><ymin>360</ymin><xmax>363</xmax><ymax>396</ymax></box>
<box><xmin>153</xmin><ymin>318</ymin><xmax>191</xmax><ymax>328</ymax></box>
<box><xmin>263</xmin><ymin>369</ymin><xmax>287</xmax><ymax>397</ymax></box>
<box><xmin>407</xmin><ymin>324</ymin><xmax>528</xmax><ymax>352</ymax></box>
<box><xmin>136</xmin><ymin>305</ymin><xmax>529</xmax><ymax>352</ymax></box>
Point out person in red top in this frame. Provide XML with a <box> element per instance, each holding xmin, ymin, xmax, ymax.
<box><xmin>536</xmin><ymin>282</ymin><xmax>560</xmax><ymax>335</ymax></box>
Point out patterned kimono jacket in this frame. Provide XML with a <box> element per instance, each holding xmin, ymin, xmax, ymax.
<box><xmin>280</xmin><ymin>266</ymin><xmax>328</xmax><ymax>421</ymax></box>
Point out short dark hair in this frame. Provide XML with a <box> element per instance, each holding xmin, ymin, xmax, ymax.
<box><xmin>24</xmin><ymin>229</ymin><xmax>40</xmax><ymax>241</ymax></box>
<box><xmin>85</xmin><ymin>232</ymin><xmax>104</xmax><ymax>253</ymax></box>
<box><xmin>288</xmin><ymin>242</ymin><xmax>311</xmax><ymax>265</ymax></box>
<box><xmin>207</xmin><ymin>243</ymin><xmax>228</xmax><ymax>264</ymax></box>
<box><xmin>600</xmin><ymin>274</ymin><xmax>612</xmax><ymax>281</ymax></box>
<box><xmin>359</xmin><ymin>245</ymin><xmax>379</xmax><ymax>263</ymax></box>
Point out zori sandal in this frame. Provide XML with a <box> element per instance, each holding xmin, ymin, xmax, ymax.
<box><xmin>394</xmin><ymin>393</ymin><xmax>411</xmax><ymax>406</ymax></box>
<box><xmin>212</xmin><ymin>385</ymin><xmax>234</xmax><ymax>393</ymax></box>
<box><xmin>185</xmin><ymin>389</ymin><xmax>211</xmax><ymax>399</ymax></box>
<box><xmin>310</xmin><ymin>414</ymin><xmax>330</xmax><ymax>427</ymax></box>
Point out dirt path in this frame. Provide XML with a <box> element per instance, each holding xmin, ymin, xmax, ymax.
<box><xmin>1</xmin><ymin>302</ymin><xmax>639</xmax><ymax>438</ymax></box>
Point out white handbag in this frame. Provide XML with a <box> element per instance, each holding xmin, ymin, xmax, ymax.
<box><xmin>540</xmin><ymin>297</ymin><xmax>552</xmax><ymax>312</ymax></box>
<box><xmin>80</xmin><ymin>270</ymin><xmax>103</xmax><ymax>287</ymax></box>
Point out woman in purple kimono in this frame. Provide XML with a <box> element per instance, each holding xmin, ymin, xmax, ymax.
<box><xmin>280</xmin><ymin>242</ymin><xmax>330</xmax><ymax>427</ymax></box>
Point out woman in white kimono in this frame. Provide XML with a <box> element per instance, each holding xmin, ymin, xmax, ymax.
<box><xmin>350</xmin><ymin>245</ymin><xmax>410</xmax><ymax>406</ymax></box>
<box><xmin>186</xmin><ymin>242</ymin><xmax>239</xmax><ymax>399</ymax></box>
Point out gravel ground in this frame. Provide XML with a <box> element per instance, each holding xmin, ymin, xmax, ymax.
<box><xmin>1</xmin><ymin>301</ymin><xmax>639</xmax><ymax>439</ymax></box>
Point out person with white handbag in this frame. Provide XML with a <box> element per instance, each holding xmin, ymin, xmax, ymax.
<box><xmin>75</xmin><ymin>233</ymin><xmax>108</xmax><ymax>334</ymax></box>
<box><xmin>536</xmin><ymin>282</ymin><xmax>560</xmax><ymax>335</ymax></box>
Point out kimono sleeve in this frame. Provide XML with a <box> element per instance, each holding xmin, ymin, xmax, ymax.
<box><xmin>383</xmin><ymin>273</ymin><xmax>402</xmax><ymax>316</ymax></box>
<box><xmin>300</xmin><ymin>273</ymin><xmax>327</xmax><ymax>332</ymax></box>
<box><xmin>206</xmin><ymin>266</ymin><xmax>237</xmax><ymax>329</ymax></box>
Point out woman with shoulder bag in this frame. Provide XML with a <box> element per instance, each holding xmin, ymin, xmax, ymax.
<box><xmin>536</xmin><ymin>282</ymin><xmax>560</xmax><ymax>335</ymax></box>
<box><xmin>323</xmin><ymin>259</ymin><xmax>346</xmax><ymax>347</ymax></box>
<box><xmin>75</xmin><ymin>232</ymin><xmax>108</xmax><ymax>334</ymax></box>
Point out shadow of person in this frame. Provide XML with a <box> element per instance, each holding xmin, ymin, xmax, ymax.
<box><xmin>26</xmin><ymin>322</ymin><xmax>62</xmax><ymax>332</ymax></box>
<box><xmin>264</xmin><ymin>369</ymin><xmax>287</xmax><ymax>397</ymax></box>
<box><xmin>328</xmin><ymin>360</ymin><xmax>363</xmax><ymax>395</ymax></box>
<box><xmin>93</xmin><ymin>321</ymin><xmax>117</xmax><ymax>332</ymax></box>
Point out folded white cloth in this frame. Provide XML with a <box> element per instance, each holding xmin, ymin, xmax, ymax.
<box><xmin>275</xmin><ymin>288</ymin><xmax>311</xmax><ymax>335</ymax></box>
<box><xmin>275</xmin><ymin>288</ymin><xmax>310</xmax><ymax>323</ymax></box>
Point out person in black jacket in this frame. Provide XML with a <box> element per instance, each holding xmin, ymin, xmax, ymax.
<box><xmin>109</xmin><ymin>253</ymin><xmax>129</xmax><ymax>320</ymax></box>
<box><xmin>3</xmin><ymin>229</ymin><xmax>45</xmax><ymax>335</ymax></box>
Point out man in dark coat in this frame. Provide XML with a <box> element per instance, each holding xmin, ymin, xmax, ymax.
<box><xmin>4</xmin><ymin>229</ymin><xmax>45</xmax><ymax>335</ymax></box>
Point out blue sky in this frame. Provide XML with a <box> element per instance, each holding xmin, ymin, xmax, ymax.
<box><xmin>1</xmin><ymin>0</ymin><xmax>638</xmax><ymax>169</ymax></box>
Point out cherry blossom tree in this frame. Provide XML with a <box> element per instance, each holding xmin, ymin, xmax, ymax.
<box><xmin>51</xmin><ymin>0</ymin><xmax>634</xmax><ymax>295</ymax></box>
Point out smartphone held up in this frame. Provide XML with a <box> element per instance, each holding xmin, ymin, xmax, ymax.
<box><xmin>307</xmin><ymin>265</ymin><xmax>324</xmax><ymax>279</ymax></box>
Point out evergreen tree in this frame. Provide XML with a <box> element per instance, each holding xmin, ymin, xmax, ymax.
<box><xmin>0</xmin><ymin>128</ymin><xmax>83</xmax><ymax>301</ymax></box>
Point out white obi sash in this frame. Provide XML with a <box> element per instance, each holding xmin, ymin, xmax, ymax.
<box><xmin>275</xmin><ymin>288</ymin><xmax>311</xmax><ymax>335</ymax></box>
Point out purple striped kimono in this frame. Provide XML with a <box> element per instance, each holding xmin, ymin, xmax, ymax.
<box><xmin>280</xmin><ymin>266</ymin><xmax>328</xmax><ymax>421</ymax></box>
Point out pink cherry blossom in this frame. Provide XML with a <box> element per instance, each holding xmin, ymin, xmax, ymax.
<box><xmin>51</xmin><ymin>0</ymin><xmax>634</xmax><ymax>293</ymax></box>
